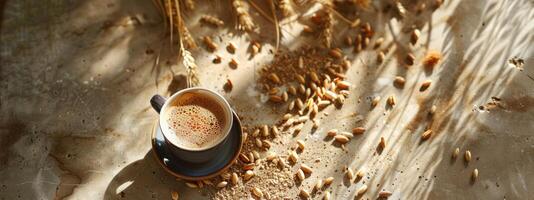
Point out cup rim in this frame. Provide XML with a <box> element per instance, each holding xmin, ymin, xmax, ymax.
<box><xmin>159</xmin><ymin>87</ymin><xmax>234</xmax><ymax>152</ymax></box>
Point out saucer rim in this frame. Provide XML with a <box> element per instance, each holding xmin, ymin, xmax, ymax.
<box><xmin>150</xmin><ymin>111</ymin><xmax>243</xmax><ymax>181</ymax></box>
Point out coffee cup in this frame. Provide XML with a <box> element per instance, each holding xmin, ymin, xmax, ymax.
<box><xmin>150</xmin><ymin>87</ymin><xmax>234</xmax><ymax>163</ymax></box>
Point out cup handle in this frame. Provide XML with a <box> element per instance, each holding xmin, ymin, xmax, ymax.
<box><xmin>150</xmin><ymin>95</ymin><xmax>166</xmax><ymax>113</ymax></box>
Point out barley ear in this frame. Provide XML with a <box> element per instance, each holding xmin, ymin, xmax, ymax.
<box><xmin>174</xmin><ymin>0</ymin><xmax>199</xmax><ymax>87</ymax></box>
<box><xmin>181</xmin><ymin>49</ymin><xmax>199</xmax><ymax>87</ymax></box>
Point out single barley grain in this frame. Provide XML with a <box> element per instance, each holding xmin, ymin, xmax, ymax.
<box><xmin>324</xmin><ymin>177</ymin><xmax>334</xmax><ymax>185</ymax></box>
<box><xmin>251</xmin><ymin>187</ymin><xmax>263</xmax><ymax>198</ymax></box>
<box><xmin>394</xmin><ymin>76</ymin><xmax>405</xmax><ymax>88</ymax></box>
<box><xmin>171</xmin><ymin>191</ymin><xmax>179</xmax><ymax>200</ymax></box>
<box><xmin>282</xmin><ymin>91</ymin><xmax>288</xmax><ymax>102</ymax></box>
<box><xmin>296</xmin><ymin>169</ymin><xmax>305</xmax><ymax>181</ymax></box>
<box><xmin>387</xmin><ymin>95</ymin><xmax>396</xmax><ymax>106</ymax></box>
<box><xmin>185</xmin><ymin>182</ymin><xmax>198</xmax><ymax>188</ymax></box>
<box><xmin>410</xmin><ymin>29</ymin><xmax>420</xmax><ymax>45</ymax></box>
<box><xmin>357</xmin><ymin>184</ymin><xmax>368</xmax><ymax>195</ymax></box>
<box><xmin>301</xmin><ymin>164</ymin><xmax>313</xmax><ymax>174</ymax></box>
<box><xmin>240</xmin><ymin>153</ymin><xmax>250</xmax><ymax>163</ymax></box>
<box><xmin>243</xmin><ymin>170</ymin><xmax>254</xmax><ymax>181</ymax></box>
<box><xmin>346</xmin><ymin>167</ymin><xmax>354</xmax><ymax>180</ymax></box>
<box><xmin>229</xmin><ymin>58</ymin><xmax>238</xmax><ymax>69</ymax></box>
<box><xmin>452</xmin><ymin>148</ymin><xmax>460</xmax><ymax>159</ymax></box>
<box><xmin>203</xmin><ymin>36</ymin><xmax>217</xmax><ymax>52</ymax></box>
<box><xmin>217</xmin><ymin>181</ymin><xmax>228</xmax><ymax>188</ymax></box>
<box><xmin>372</xmin><ymin>96</ymin><xmax>381</xmax><ymax>107</ymax></box>
<box><xmin>329</xmin><ymin>48</ymin><xmax>343</xmax><ymax>59</ymax></box>
<box><xmin>334</xmin><ymin>135</ymin><xmax>350</xmax><ymax>144</ymax></box>
<box><xmin>200</xmin><ymin>15</ymin><xmax>224</xmax><ymax>27</ymax></box>
<box><xmin>300</xmin><ymin>189</ymin><xmax>310</xmax><ymax>198</ymax></box>
<box><xmin>336</xmin><ymin>81</ymin><xmax>351</xmax><ymax>90</ymax></box>
<box><xmin>266</xmin><ymin>152</ymin><xmax>277</xmax><ymax>161</ymax></box>
<box><xmin>272</xmin><ymin>126</ymin><xmax>280</xmax><ymax>137</ymax></box>
<box><xmin>420</xmin><ymin>80</ymin><xmax>432</xmax><ymax>91</ymax></box>
<box><xmin>226</xmin><ymin>42</ymin><xmax>236</xmax><ymax>54</ymax></box>
<box><xmin>213</xmin><ymin>55</ymin><xmax>222</xmax><ymax>63</ymax></box>
<box><xmin>315</xmin><ymin>179</ymin><xmax>324</xmax><ymax>190</ymax></box>
<box><xmin>288</xmin><ymin>85</ymin><xmax>297</xmax><ymax>95</ymax></box>
<box><xmin>421</xmin><ymin>129</ymin><xmax>432</xmax><ymax>140</ymax></box>
<box><xmin>379</xmin><ymin>190</ymin><xmax>392</xmax><ymax>197</ymax></box>
<box><xmin>252</xmin><ymin>129</ymin><xmax>260</xmax><ymax>137</ymax></box>
<box><xmin>255</xmin><ymin>138</ymin><xmax>263</xmax><ymax>148</ymax></box>
<box><xmin>289</xmin><ymin>151</ymin><xmax>298</xmax><ymax>163</ymax></box>
<box><xmin>465</xmin><ymin>150</ymin><xmax>472</xmax><ymax>163</ymax></box>
<box><xmin>262</xmin><ymin>125</ymin><xmax>269</xmax><ymax>137</ymax></box>
<box><xmin>268</xmin><ymin>73</ymin><xmax>281</xmax><ymax>84</ymax></box>
<box><xmin>296</xmin><ymin>74</ymin><xmax>306</xmax><ymax>84</ymax></box>
<box><xmin>324</xmin><ymin>191</ymin><xmax>331</xmax><ymax>200</ymax></box>
<box><xmin>377</xmin><ymin>51</ymin><xmax>385</xmax><ymax>63</ymax></box>
<box><xmin>327</xmin><ymin>129</ymin><xmax>338</xmax><ymax>137</ymax></box>
<box><xmin>269</xmin><ymin>95</ymin><xmax>282</xmax><ymax>103</ymax></box>
<box><xmin>422</xmin><ymin>51</ymin><xmax>442</xmax><ymax>70</ymax></box>
<box><xmin>353</xmin><ymin>127</ymin><xmax>366</xmax><ymax>135</ymax></box>
<box><xmin>356</xmin><ymin>170</ymin><xmax>365</xmax><ymax>180</ymax></box>
<box><xmin>297</xmin><ymin>140</ymin><xmax>305</xmax><ymax>151</ymax></box>
<box><xmin>339</xmin><ymin>131</ymin><xmax>354</xmax><ymax>138</ymax></box>
<box><xmin>472</xmin><ymin>168</ymin><xmax>479</xmax><ymax>182</ymax></box>
<box><xmin>379</xmin><ymin>137</ymin><xmax>386</xmax><ymax>149</ymax></box>
<box><xmin>325</xmin><ymin>91</ymin><xmax>338</xmax><ymax>100</ymax></box>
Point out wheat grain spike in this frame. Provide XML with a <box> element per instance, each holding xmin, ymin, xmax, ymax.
<box><xmin>322</xmin><ymin>8</ymin><xmax>333</xmax><ymax>49</ymax></box>
<box><xmin>181</xmin><ymin>49</ymin><xmax>199</xmax><ymax>87</ymax></box>
<box><xmin>233</xmin><ymin>0</ymin><xmax>256</xmax><ymax>32</ymax></box>
<box><xmin>278</xmin><ymin>0</ymin><xmax>295</xmax><ymax>17</ymax></box>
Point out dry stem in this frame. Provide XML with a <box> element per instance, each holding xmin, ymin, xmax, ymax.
<box><xmin>174</xmin><ymin>0</ymin><xmax>199</xmax><ymax>86</ymax></box>
<box><xmin>269</xmin><ymin>0</ymin><xmax>280</xmax><ymax>52</ymax></box>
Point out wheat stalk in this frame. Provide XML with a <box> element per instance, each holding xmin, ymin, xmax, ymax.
<box><xmin>247</xmin><ymin>0</ymin><xmax>298</xmax><ymax>38</ymax></box>
<box><xmin>181</xmin><ymin>49</ymin><xmax>199</xmax><ymax>87</ymax></box>
<box><xmin>164</xmin><ymin>0</ymin><xmax>197</xmax><ymax>49</ymax></box>
<box><xmin>318</xmin><ymin>1</ymin><xmax>358</xmax><ymax>26</ymax></box>
<box><xmin>269</xmin><ymin>0</ymin><xmax>280</xmax><ymax>53</ymax></box>
<box><xmin>173</xmin><ymin>0</ymin><xmax>199</xmax><ymax>87</ymax></box>
<box><xmin>322</xmin><ymin>8</ymin><xmax>333</xmax><ymax>49</ymax></box>
<box><xmin>178</xmin><ymin>21</ymin><xmax>197</xmax><ymax>49</ymax></box>
<box><xmin>153</xmin><ymin>0</ymin><xmax>204</xmax><ymax>87</ymax></box>
<box><xmin>164</xmin><ymin>0</ymin><xmax>174</xmax><ymax>46</ymax></box>
<box><xmin>247</xmin><ymin>0</ymin><xmax>274</xmax><ymax>23</ymax></box>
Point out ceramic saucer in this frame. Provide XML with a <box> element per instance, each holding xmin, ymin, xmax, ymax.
<box><xmin>151</xmin><ymin>111</ymin><xmax>243</xmax><ymax>180</ymax></box>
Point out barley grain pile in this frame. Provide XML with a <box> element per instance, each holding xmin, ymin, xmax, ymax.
<box><xmin>207</xmin><ymin>46</ymin><xmax>356</xmax><ymax>199</ymax></box>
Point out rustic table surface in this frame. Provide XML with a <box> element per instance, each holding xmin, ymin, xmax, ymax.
<box><xmin>1</xmin><ymin>0</ymin><xmax>533</xmax><ymax>199</ymax></box>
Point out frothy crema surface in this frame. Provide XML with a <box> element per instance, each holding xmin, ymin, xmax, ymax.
<box><xmin>162</xmin><ymin>93</ymin><xmax>227</xmax><ymax>150</ymax></box>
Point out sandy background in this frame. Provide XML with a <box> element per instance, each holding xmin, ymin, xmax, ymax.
<box><xmin>1</xmin><ymin>0</ymin><xmax>533</xmax><ymax>199</ymax></box>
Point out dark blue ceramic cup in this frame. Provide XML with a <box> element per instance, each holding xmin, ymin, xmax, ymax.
<box><xmin>150</xmin><ymin>87</ymin><xmax>234</xmax><ymax>163</ymax></box>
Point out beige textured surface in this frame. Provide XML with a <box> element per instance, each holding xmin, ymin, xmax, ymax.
<box><xmin>1</xmin><ymin>0</ymin><xmax>533</xmax><ymax>199</ymax></box>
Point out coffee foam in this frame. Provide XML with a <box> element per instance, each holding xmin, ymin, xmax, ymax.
<box><xmin>163</xmin><ymin>93</ymin><xmax>226</xmax><ymax>149</ymax></box>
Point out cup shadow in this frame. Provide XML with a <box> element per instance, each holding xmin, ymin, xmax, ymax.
<box><xmin>103</xmin><ymin>150</ymin><xmax>210</xmax><ymax>200</ymax></box>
